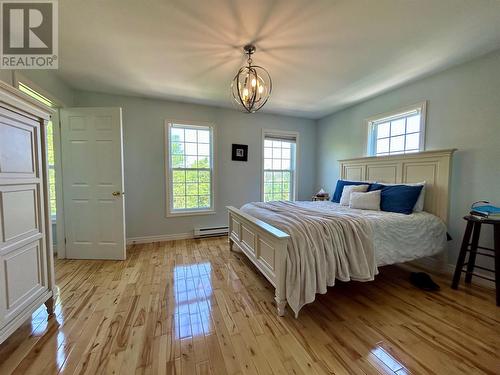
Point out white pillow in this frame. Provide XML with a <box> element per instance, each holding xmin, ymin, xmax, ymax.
<box><xmin>413</xmin><ymin>183</ymin><xmax>426</xmax><ymax>212</ymax></box>
<box><xmin>380</xmin><ymin>181</ymin><xmax>426</xmax><ymax>211</ymax></box>
<box><xmin>340</xmin><ymin>184</ymin><xmax>369</xmax><ymax>206</ymax></box>
<box><xmin>349</xmin><ymin>191</ymin><xmax>381</xmax><ymax>211</ymax></box>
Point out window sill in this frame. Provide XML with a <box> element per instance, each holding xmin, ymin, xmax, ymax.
<box><xmin>166</xmin><ymin>209</ymin><xmax>216</xmax><ymax>218</ymax></box>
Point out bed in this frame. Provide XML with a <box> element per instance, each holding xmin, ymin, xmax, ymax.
<box><xmin>227</xmin><ymin>149</ymin><xmax>456</xmax><ymax>317</ymax></box>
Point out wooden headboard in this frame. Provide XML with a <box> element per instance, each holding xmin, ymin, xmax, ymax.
<box><xmin>339</xmin><ymin>149</ymin><xmax>456</xmax><ymax>224</ymax></box>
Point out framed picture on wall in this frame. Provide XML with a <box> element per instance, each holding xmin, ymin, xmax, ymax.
<box><xmin>232</xmin><ymin>144</ymin><xmax>248</xmax><ymax>161</ymax></box>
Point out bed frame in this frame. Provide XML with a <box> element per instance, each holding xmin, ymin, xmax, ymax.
<box><xmin>227</xmin><ymin>149</ymin><xmax>456</xmax><ymax>316</ymax></box>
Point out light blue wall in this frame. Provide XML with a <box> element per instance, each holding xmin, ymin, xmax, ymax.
<box><xmin>0</xmin><ymin>70</ymin><xmax>75</xmax><ymax>105</ymax></box>
<box><xmin>316</xmin><ymin>49</ymin><xmax>500</xmax><ymax>265</ymax></box>
<box><xmin>20</xmin><ymin>70</ymin><xmax>75</xmax><ymax>106</ymax></box>
<box><xmin>3</xmin><ymin>48</ymin><xmax>498</xmax><ymax>265</ymax></box>
<box><xmin>74</xmin><ymin>91</ymin><xmax>317</xmax><ymax>239</ymax></box>
<box><xmin>0</xmin><ymin>71</ymin><xmax>12</xmax><ymax>85</ymax></box>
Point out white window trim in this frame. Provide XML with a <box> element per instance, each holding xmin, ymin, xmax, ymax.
<box><xmin>165</xmin><ymin>120</ymin><xmax>216</xmax><ymax>217</ymax></box>
<box><xmin>261</xmin><ymin>129</ymin><xmax>299</xmax><ymax>202</ymax></box>
<box><xmin>365</xmin><ymin>101</ymin><xmax>427</xmax><ymax>156</ymax></box>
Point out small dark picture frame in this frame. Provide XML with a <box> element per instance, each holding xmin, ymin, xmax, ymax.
<box><xmin>232</xmin><ymin>144</ymin><xmax>248</xmax><ymax>161</ymax></box>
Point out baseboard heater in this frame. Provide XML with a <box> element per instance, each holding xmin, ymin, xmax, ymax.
<box><xmin>194</xmin><ymin>226</ymin><xmax>229</xmax><ymax>238</ymax></box>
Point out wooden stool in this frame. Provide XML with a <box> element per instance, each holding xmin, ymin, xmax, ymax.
<box><xmin>451</xmin><ymin>215</ymin><xmax>500</xmax><ymax>306</ymax></box>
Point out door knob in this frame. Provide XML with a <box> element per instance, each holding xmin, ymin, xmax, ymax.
<box><xmin>112</xmin><ymin>191</ymin><xmax>124</xmax><ymax>196</ymax></box>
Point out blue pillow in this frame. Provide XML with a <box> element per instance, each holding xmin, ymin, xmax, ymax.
<box><xmin>332</xmin><ymin>180</ymin><xmax>370</xmax><ymax>203</ymax></box>
<box><xmin>368</xmin><ymin>183</ymin><xmax>423</xmax><ymax>214</ymax></box>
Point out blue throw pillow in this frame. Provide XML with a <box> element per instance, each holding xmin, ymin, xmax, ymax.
<box><xmin>368</xmin><ymin>183</ymin><xmax>423</xmax><ymax>214</ymax></box>
<box><xmin>332</xmin><ymin>180</ymin><xmax>370</xmax><ymax>203</ymax></box>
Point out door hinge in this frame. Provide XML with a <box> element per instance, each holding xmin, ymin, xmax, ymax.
<box><xmin>64</xmin><ymin>237</ymin><xmax>67</xmax><ymax>245</ymax></box>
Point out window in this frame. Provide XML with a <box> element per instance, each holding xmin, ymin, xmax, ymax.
<box><xmin>367</xmin><ymin>102</ymin><xmax>426</xmax><ymax>156</ymax></box>
<box><xmin>262</xmin><ymin>131</ymin><xmax>298</xmax><ymax>202</ymax></box>
<box><xmin>166</xmin><ymin>122</ymin><xmax>214</xmax><ymax>215</ymax></box>
<box><xmin>18</xmin><ymin>82</ymin><xmax>57</xmax><ymax>220</ymax></box>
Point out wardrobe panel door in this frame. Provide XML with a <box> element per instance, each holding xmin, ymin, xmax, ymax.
<box><xmin>0</xmin><ymin>110</ymin><xmax>38</xmax><ymax>179</ymax></box>
<box><xmin>1</xmin><ymin>240</ymin><xmax>46</xmax><ymax>322</ymax></box>
<box><xmin>0</xmin><ymin>185</ymin><xmax>39</xmax><ymax>244</ymax></box>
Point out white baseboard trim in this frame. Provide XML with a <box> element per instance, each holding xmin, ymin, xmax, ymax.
<box><xmin>126</xmin><ymin>232</ymin><xmax>194</xmax><ymax>245</ymax></box>
<box><xmin>406</xmin><ymin>256</ymin><xmax>495</xmax><ymax>290</ymax></box>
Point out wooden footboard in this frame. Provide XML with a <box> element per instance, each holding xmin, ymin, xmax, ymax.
<box><xmin>227</xmin><ymin>206</ymin><xmax>290</xmax><ymax>316</ymax></box>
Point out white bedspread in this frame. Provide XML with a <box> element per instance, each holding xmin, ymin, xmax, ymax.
<box><xmin>240</xmin><ymin>201</ymin><xmax>447</xmax><ymax>316</ymax></box>
<box><xmin>298</xmin><ymin>201</ymin><xmax>448</xmax><ymax>266</ymax></box>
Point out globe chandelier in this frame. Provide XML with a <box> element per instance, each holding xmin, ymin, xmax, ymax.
<box><xmin>231</xmin><ymin>44</ymin><xmax>272</xmax><ymax>113</ymax></box>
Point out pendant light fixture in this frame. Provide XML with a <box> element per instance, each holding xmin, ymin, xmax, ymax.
<box><xmin>231</xmin><ymin>44</ymin><xmax>272</xmax><ymax>113</ymax></box>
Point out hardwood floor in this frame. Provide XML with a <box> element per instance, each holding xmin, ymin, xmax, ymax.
<box><xmin>0</xmin><ymin>236</ymin><xmax>499</xmax><ymax>374</ymax></box>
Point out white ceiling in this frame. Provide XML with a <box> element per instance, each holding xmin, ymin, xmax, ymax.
<box><xmin>58</xmin><ymin>0</ymin><xmax>500</xmax><ymax>119</ymax></box>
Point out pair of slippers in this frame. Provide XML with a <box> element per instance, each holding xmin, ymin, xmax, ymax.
<box><xmin>410</xmin><ymin>272</ymin><xmax>440</xmax><ymax>291</ymax></box>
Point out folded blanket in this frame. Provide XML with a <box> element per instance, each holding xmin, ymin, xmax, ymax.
<box><xmin>241</xmin><ymin>201</ymin><xmax>378</xmax><ymax>317</ymax></box>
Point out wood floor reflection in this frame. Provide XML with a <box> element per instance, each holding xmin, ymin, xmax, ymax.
<box><xmin>0</xmin><ymin>237</ymin><xmax>499</xmax><ymax>374</ymax></box>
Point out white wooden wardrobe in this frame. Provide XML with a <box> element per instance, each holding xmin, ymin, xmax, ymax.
<box><xmin>0</xmin><ymin>80</ymin><xmax>56</xmax><ymax>344</ymax></box>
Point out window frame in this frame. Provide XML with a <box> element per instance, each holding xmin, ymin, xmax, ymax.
<box><xmin>366</xmin><ymin>101</ymin><xmax>427</xmax><ymax>156</ymax></box>
<box><xmin>261</xmin><ymin>129</ymin><xmax>299</xmax><ymax>202</ymax></box>
<box><xmin>165</xmin><ymin>120</ymin><xmax>216</xmax><ymax>217</ymax></box>
<box><xmin>46</xmin><ymin>122</ymin><xmax>57</xmax><ymax>220</ymax></box>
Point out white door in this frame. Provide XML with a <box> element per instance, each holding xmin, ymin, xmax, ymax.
<box><xmin>60</xmin><ymin>107</ymin><xmax>126</xmax><ymax>260</ymax></box>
